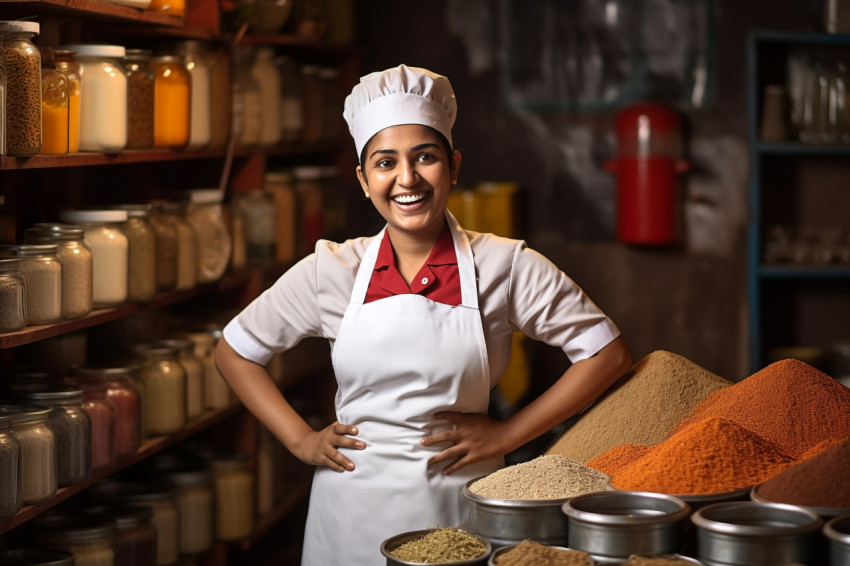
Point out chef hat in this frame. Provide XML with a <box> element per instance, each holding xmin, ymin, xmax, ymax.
<box><xmin>343</xmin><ymin>64</ymin><xmax>457</xmax><ymax>159</ymax></box>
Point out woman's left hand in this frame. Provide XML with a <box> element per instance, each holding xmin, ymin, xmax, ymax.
<box><xmin>421</xmin><ymin>412</ymin><xmax>509</xmax><ymax>475</ymax></box>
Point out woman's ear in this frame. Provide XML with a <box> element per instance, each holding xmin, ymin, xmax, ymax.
<box><xmin>356</xmin><ymin>165</ymin><xmax>370</xmax><ymax>199</ymax></box>
<box><xmin>450</xmin><ymin>150</ymin><xmax>462</xmax><ymax>185</ymax></box>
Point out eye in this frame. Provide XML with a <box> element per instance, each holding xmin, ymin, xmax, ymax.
<box><xmin>375</xmin><ymin>158</ymin><xmax>395</xmax><ymax>169</ymax></box>
<box><xmin>416</xmin><ymin>152</ymin><xmax>437</xmax><ymax>164</ymax></box>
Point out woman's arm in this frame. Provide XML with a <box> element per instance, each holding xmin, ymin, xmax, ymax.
<box><xmin>216</xmin><ymin>337</ymin><xmax>365</xmax><ymax>472</ymax></box>
<box><xmin>422</xmin><ymin>335</ymin><xmax>632</xmax><ymax>474</ymax></box>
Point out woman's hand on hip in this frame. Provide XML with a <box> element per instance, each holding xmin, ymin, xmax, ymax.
<box><xmin>291</xmin><ymin>421</ymin><xmax>365</xmax><ymax>472</ymax></box>
<box><xmin>421</xmin><ymin>412</ymin><xmax>508</xmax><ymax>475</ymax></box>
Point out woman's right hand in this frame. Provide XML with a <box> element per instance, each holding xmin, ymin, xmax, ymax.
<box><xmin>291</xmin><ymin>421</ymin><xmax>365</xmax><ymax>472</ymax></box>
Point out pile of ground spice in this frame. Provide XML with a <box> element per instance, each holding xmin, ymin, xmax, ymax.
<box><xmin>606</xmin><ymin>417</ymin><xmax>796</xmax><ymax>494</ymax></box>
<box><xmin>389</xmin><ymin>528</ymin><xmax>486</xmax><ymax>563</ymax></box>
<box><xmin>469</xmin><ymin>455</ymin><xmax>610</xmax><ymax>500</ymax></box>
<box><xmin>546</xmin><ymin>351</ymin><xmax>731</xmax><ymax>463</ymax></box>
<box><xmin>756</xmin><ymin>437</ymin><xmax>850</xmax><ymax>508</ymax></box>
<box><xmin>494</xmin><ymin>540</ymin><xmax>593</xmax><ymax>566</ymax></box>
<box><xmin>675</xmin><ymin>358</ymin><xmax>850</xmax><ymax>458</ymax></box>
<box><xmin>586</xmin><ymin>443</ymin><xmax>649</xmax><ymax>477</ymax></box>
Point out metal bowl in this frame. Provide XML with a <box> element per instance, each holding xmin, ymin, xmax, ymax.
<box><xmin>462</xmin><ymin>478</ymin><xmax>570</xmax><ymax>548</ymax></box>
<box><xmin>562</xmin><ymin>491</ymin><xmax>691</xmax><ymax>561</ymax></box>
<box><xmin>600</xmin><ymin>555</ymin><xmax>704</xmax><ymax>565</ymax></box>
<box><xmin>691</xmin><ymin>501</ymin><xmax>823</xmax><ymax>566</ymax></box>
<box><xmin>487</xmin><ymin>543</ymin><xmax>592</xmax><ymax>565</ymax></box>
<box><xmin>824</xmin><ymin>515</ymin><xmax>850</xmax><ymax>566</ymax></box>
<box><xmin>751</xmin><ymin>484</ymin><xmax>850</xmax><ymax>519</ymax></box>
<box><xmin>381</xmin><ymin>529</ymin><xmax>492</xmax><ymax>566</ymax></box>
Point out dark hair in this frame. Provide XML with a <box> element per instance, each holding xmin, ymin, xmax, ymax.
<box><xmin>359</xmin><ymin>127</ymin><xmax>456</xmax><ymax>173</ymax></box>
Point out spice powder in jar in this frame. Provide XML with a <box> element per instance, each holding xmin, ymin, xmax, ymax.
<box><xmin>0</xmin><ymin>20</ymin><xmax>43</xmax><ymax>157</ymax></box>
<box><xmin>131</xmin><ymin>342</ymin><xmax>187</xmax><ymax>436</ymax></box>
<box><xmin>29</xmin><ymin>514</ymin><xmax>117</xmax><ymax>566</ymax></box>
<box><xmin>122</xmin><ymin>49</ymin><xmax>155</xmax><ymax>150</ymax></box>
<box><xmin>0</xmin><ymin>409</ymin><xmax>22</xmax><ymax>519</ymax></box>
<box><xmin>82</xmin><ymin>504</ymin><xmax>157</xmax><ymax>566</ymax></box>
<box><xmin>1</xmin><ymin>404</ymin><xmax>57</xmax><ymax>505</ymax></box>
<box><xmin>0</xmin><ymin>244</ymin><xmax>63</xmax><ymax>326</ymax></box>
<box><xmin>71</xmin><ymin>364</ymin><xmax>142</xmax><ymax>457</ymax></box>
<box><xmin>114</xmin><ymin>204</ymin><xmax>158</xmax><ymax>303</ymax></box>
<box><xmin>0</xmin><ymin>257</ymin><xmax>26</xmax><ymax>333</ymax></box>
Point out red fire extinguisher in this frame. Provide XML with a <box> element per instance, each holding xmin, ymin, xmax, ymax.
<box><xmin>605</xmin><ymin>101</ymin><xmax>689</xmax><ymax>245</ymax></box>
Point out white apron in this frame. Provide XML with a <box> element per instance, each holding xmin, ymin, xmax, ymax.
<box><xmin>300</xmin><ymin>216</ymin><xmax>503</xmax><ymax>566</ymax></box>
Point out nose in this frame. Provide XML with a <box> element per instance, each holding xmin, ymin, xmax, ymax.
<box><xmin>398</xmin><ymin>159</ymin><xmax>418</xmax><ymax>187</ymax></box>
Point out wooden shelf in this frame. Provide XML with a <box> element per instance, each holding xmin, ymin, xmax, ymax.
<box><xmin>240</xmin><ymin>478</ymin><xmax>311</xmax><ymax>550</ymax></box>
<box><xmin>0</xmin><ymin>0</ymin><xmax>184</xmax><ymax>26</ymax></box>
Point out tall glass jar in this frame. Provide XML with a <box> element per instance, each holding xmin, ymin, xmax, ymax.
<box><xmin>151</xmin><ymin>460</ymin><xmax>214</xmax><ymax>558</ymax></box>
<box><xmin>159</xmin><ymin>200</ymin><xmax>198</xmax><ymax>291</ymax></box>
<box><xmin>147</xmin><ymin>201</ymin><xmax>179</xmax><ymax>292</ymax></box>
<box><xmin>131</xmin><ymin>343</ymin><xmax>187</xmax><ymax>436</ymax></box>
<box><xmin>209</xmin><ymin>452</ymin><xmax>254</xmax><ymax>541</ymax></box>
<box><xmin>277</xmin><ymin>56</ymin><xmax>303</xmax><ymax>143</ymax></box>
<box><xmin>172</xmin><ymin>41</ymin><xmax>212</xmax><ymax>149</ymax></box>
<box><xmin>0</xmin><ymin>404</ymin><xmax>56</xmax><ymax>505</ymax></box>
<box><xmin>58</xmin><ymin>44</ymin><xmax>127</xmax><ymax>153</ymax></box>
<box><xmin>82</xmin><ymin>504</ymin><xmax>157</xmax><ymax>566</ymax></box>
<box><xmin>115</xmin><ymin>204</ymin><xmax>158</xmax><ymax>303</ymax></box>
<box><xmin>250</xmin><ymin>47</ymin><xmax>282</xmax><ymax>146</ymax></box>
<box><xmin>156</xmin><ymin>337</ymin><xmax>204</xmax><ymax>420</ymax></box>
<box><xmin>78</xmin><ymin>382</ymin><xmax>117</xmax><ymax>471</ymax></box>
<box><xmin>0</xmin><ymin>257</ymin><xmax>26</xmax><ymax>333</ymax></box>
<box><xmin>0</xmin><ymin>410</ymin><xmax>22</xmax><ymax>519</ymax></box>
<box><xmin>71</xmin><ymin>364</ymin><xmax>142</xmax><ymax>455</ymax></box>
<box><xmin>147</xmin><ymin>0</ymin><xmax>184</xmax><ymax>17</ymax></box>
<box><xmin>232</xmin><ymin>47</ymin><xmax>261</xmax><ymax>147</ymax></box>
<box><xmin>29</xmin><ymin>514</ymin><xmax>117</xmax><ymax>566</ymax></box>
<box><xmin>0</xmin><ymin>21</ymin><xmax>42</xmax><ymax>157</ymax></box>
<box><xmin>265</xmin><ymin>171</ymin><xmax>296</xmax><ymax>264</ymax></box>
<box><xmin>151</xmin><ymin>54</ymin><xmax>190</xmax><ymax>149</ymax></box>
<box><xmin>187</xmin><ymin>329</ymin><xmax>232</xmax><ymax>409</ymax></box>
<box><xmin>39</xmin><ymin>47</ymin><xmax>69</xmax><ymax>155</ymax></box>
<box><xmin>4</xmin><ymin>383</ymin><xmax>91</xmax><ymax>486</ymax></box>
<box><xmin>236</xmin><ymin>189</ymin><xmax>276</xmax><ymax>259</ymax></box>
<box><xmin>0</xmin><ymin>244</ymin><xmax>63</xmax><ymax>325</ymax></box>
<box><xmin>24</xmin><ymin>222</ymin><xmax>94</xmax><ymax>320</ymax></box>
<box><xmin>54</xmin><ymin>49</ymin><xmax>81</xmax><ymax>153</ymax></box>
<box><xmin>60</xmin><ymin>209</ymin><xmax>129</xmax><ymax>308</ymax></box>
<box><xmin>186</xmin><ymin>190</ymin><xmax>232</xmax><ymax>283</ymax></box>
<box><xmin>122</xmin><ymin>49</ymin><xmax>155</xmax><ymax>150</ymax></box>
<box><xmin>207</xmin><ymin>44</ymin><xmax>231</xmax><ymax>150</ymax></box>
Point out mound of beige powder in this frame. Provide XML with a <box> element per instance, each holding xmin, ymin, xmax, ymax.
<box><xmin>546</xmin><ymin>350</ymin><xmax>731</xmax><ymax>464</ymax></box>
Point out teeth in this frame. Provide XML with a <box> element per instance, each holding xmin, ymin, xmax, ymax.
<box><xmin>394</xmin><ymin>193</ymin><xmax>426</xmax><ymax>204</ymax></box>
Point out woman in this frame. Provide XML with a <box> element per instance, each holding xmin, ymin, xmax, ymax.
<box><xmin>216</xmin><ymin>64</ymin><xmax>632</xmax><ymax>565</ymax></box>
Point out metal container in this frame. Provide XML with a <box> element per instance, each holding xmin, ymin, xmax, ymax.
<box><xmin>751</xmin><ymin>484</ymin><xmax>850</xmax><ymax>519</ymax></box>
<box><xmin>381</xmin><ymin>529</ymin><xmax>491</xmax><ymax>566</ymax></box>
<box><xmin>823</xmin><ymin>515</ymin><xmax>850</xmax><ymax>566</ymax></box>
<box><xmin>690</xmin><ymin>501</ymin><xmax>823</xmax><ymax>566</ymax></box>
<box><xmin>487</xmin><ymin>544</ymin><xmax>592</xmax><ymax>566</ymax></box>
<box><xmin>562</xmin><ymin>491</ymin><xmax>691</xmax><ymax>561</ymax></box>
<box><xmin>461</xmin><ymin>478</ymin><xmax>569</xmax><ymax>548</ymax></box>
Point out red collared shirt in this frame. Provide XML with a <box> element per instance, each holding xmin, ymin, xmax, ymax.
<box><xmin>365</xmin><ymin>224</ymin><xmax>462</xmax><ymax>306</ymax></box>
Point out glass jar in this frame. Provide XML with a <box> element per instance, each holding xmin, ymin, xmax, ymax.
<box><xmin>0</xmin><ymin>548</ymin><xmax>74</xmax><ymax>565</ymax></box>
<box><xmin>300</xmin><ymin>64</ymin><xmax>323</xmax><ymax>144</ymax></box>
<box><xmin>186</xmin><ymin>190</ymin><xmax>232</xmax><ymax>283</ymax></box>
<box><xmin>209</xmin><ymin>452</ymin><xmax>254</xmax><ymax>541</ymax></box>
<box><xmin>0</xmin><ymin>410</ymin><xmax>22</xmax><ymax>519</ymax></box>
<box><xmin>83</xmin><ymin>504</ymin><xmax>157</xmax><ymax>566</ymax></box>
<box><xmin>4</xmin><ymin>383</ymin><xmax>91</xmax><ymax>486</ymax></box>
<box><xmin>0</xmin><ymin>404</ymin><xmax>56</xmax><ymax>505</ymax></box>
<box><xmin>232</xmin><ymin>47</ymin><xmax>261</xmax><ymax>146</ymax></box>
<box><xmin>0</xmin><ymin>258</ymin><xmax>26</xmax><ymax>333</ymax></box>
<box><xmin>158</xmin><ymin>200</ymin><xmax>198</xmax><ymax>291</ymax></box>
<box><xmin>131</xmin><ymin>343</ymin><xmax>187</xmax><ymax>436</ymax></box>
<box><xmin>148</xmin><ymin>0</ymin><xmax>184</xmax><ymax>17</ymax></box>
<box><xmin>89</xmin><ymin>480</ymin><xmax>179</xmax><ymax>566</ymax></box>
<box><xmin>54</xmin><ymin>49</ymin><xmax>81</xmax><ymax>153</ymax></box>
<box><xmin>236</xmin><ymin>189</ymin><xmax>276</xmax><ymax>260</ymax></box>
<box><xmin>70</xmin><ymin>365</ymin><xmax>142</xmax><ymax>457</ymax></box>
<box><xmin>149</xmin><ymin>458</ymin><xmax>214</xmax><ymax>557</ymax></box>
<box><xmin>39</xmin><ymin>47</ymin><xmax>69</xmax><ymax>155</ymax></box>
<box><xmin>151</xmin><ymin>54</ymin><xmax>190</xmax><ymax>149</ymax></box>
<box><xmin>0</xmin><ymin>21</ymin><xmax>42</xmax><ymax>157</ymax></box>
<box><xmin>147</xmin><ymin>201</ymin><xmax>179</xmax><ymax>292</ymax></box>
<box><xmin>59</xmin><ymin>209</ymin><xmax>129</xmax><ymax>308</ymax></box>
<box><xmin>57</xmin><ymin>44</ymin><xmax>127</xmax><ymax>153</ymax></box>
<box><xmin>172</xmin><ymin>41</ymin><xmax>212</xmax><ymax>149</ymax></box>
<box><xmin>250</xmin><ymin>47</ymin><xmax>282</xmax><ymax>146</ymax></box>
<box><xmin>207</xmin><ymin>45</ymin><xmax>231</xmax><ymax>150</ymax></box>
<box><xmin>293</xmin><ymin>165</ymin><xmax>324</xmax><ymax>254</ymax></box>
<box><xmin>264</xmin><ymin>171</ymin><xmax>296</xmax><ymax>264</ymax></box>
<box><xmin>115</xmin><ymin>204</ymin><xmax>158</xmax><ymax>303</ymax></box>
<box><xmin>24</xmin><ymin>223</ymin><xmax>94</xmax><ymax>319</ymax></box>
<box><xmin>78</xmin><ymin>383</ymin><xmax>117</xmax><ymax>471</ymax></box>
<box><xmin>277</xmin><ymin>56</ymin><xmax>303</xmax><ymax>144</ymax></box>
<box><xmin>0</xmin><ymin>244</ymin><xmax>63</xmax><ymax>325</ymax></box>
<box><xmin>156</xmin><ymin>337</ymin><xmax>204</xmax><ymax>420</ymax></box>
<box><xmin>29</xmin><ymin>514</ymin><xmax>117</xmax><ymax>566</ymax></box>
<box><xmin>248</xmin><ymin>0</ymin><xmax>293</xmax><ymax>33</ymax></box>
<box><xmin>122</xmin><ymin>49</ymin><xmax>155</xmax><ymax>150</ymax></box>
<box><xmin>225</xmin><ymin>200</ymin><xmax>247</xmax><ymax>270</ymax></box>
<box><xmin>187</xmin><ymin>329</ymin><xmax>232</xmax><ymax>409</ymax></box>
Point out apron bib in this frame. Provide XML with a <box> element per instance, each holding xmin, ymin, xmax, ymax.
<box><xmin>300</xmin><ymin>216</ymin><xmax>502</xmax><ymax>566</ymax></box>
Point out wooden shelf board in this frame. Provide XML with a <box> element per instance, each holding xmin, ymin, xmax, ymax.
<box><xmin>0</xmin><ymin>0</ymin><xmax>184</xmax><ymax>26</ymax></box>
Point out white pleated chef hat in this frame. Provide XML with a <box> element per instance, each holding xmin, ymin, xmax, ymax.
<box><xmin>343</xmin><ymin>64</ymin><xmax>457</xmax><ymax>159</ymax></box>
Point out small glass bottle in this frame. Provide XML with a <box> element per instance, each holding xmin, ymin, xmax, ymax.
<box><xmin>1</xmin><ymin>404</ymin><xmax>56</xmax><ymax>505</ymax></box>
<box><xmin>54</xmin><ymin>49</ymin><xmax>81</xmax><ymax>153</ymax></box>
<box><xmin>0</xmin><ymin>257</ymin><xmax>26</xmax><ymax>333</ymax></box>
<box><xmin>236</xmin><ymin>189</ymin><xmax>276</xmax><ymax>260</ymax></box>
<box><xmin>122</xmin><ymin>49</ymin><xmax>155</xmax><ymax>150</ymax></box>
<box><xmin>172</xmin><ymin>41</ymin><xmax>212</xmax><ymax>149</ymax></box>
<box><xmin>0</xmin><ymin>20</ymin><xmax>42</xmax><ymax>157</ymax></box>
<box><xmin>156</xmin><ymin>337</ymin><xmax>205</xmax><ymax>420</ymax></box>
<box><xmin>186</xmin><ymin>190</ymin><xmax>232</xmax><ymax>283</ymax></box>
<box><xmin>0</xmin><ymin>244</ymin><xmax>63</xmax><ymax>325</ymax></box>
<box><xmin>209</xmin><ymin>452</ymin><xmax>255</xmax><ymax>541</ymax></box>
<box><xmin>29</xmin><ymin>514</ymin><xmax>117</xmax><ymax>566</ymax></box>
<box><xmin>39</xmin><ymin>46</ymin><xmax>69</xmax><ymax>155</ymax></box>
<box><xmin>151</xmin><ymin>54</ymin><xmax>190</xmax><ymax>149</ymax></box>
<box><xmin>24</xmin><ymin>222</ymin><xmax>94</xmax><ymax>320</ymax></box>
<box><xmin>0</xmin><ymin>409</ymin><xmax>22</xmax><ymax>519</ymax></box>
<box><xmin>115</xmin><ymin>204</ymin><xmax>158</xmax><ymax>303</ymax></box>
<box><xmin>131</xmin><ymin>343</ymin><xmax>187</xmax><ymax>436</ymax></box>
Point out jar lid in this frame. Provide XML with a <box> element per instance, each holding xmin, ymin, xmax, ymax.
<box><xmin>89</xmin><ymin>480</ymin><xmax>175</xmax><ymax>503</ymax></box>
<box><xmin>25</xmin><ymin>223</ymin><xmax>86</xmax><ymax>242</ymax></box>
<box><xmin>0</xmin><ymin>547</ymin><xmax>75</xmax><ymax>566</ymax></box>
<box><xmin>0</xmin><ymin>257</ymin><xmax>21</xmax><ymax>272</ymax></box>
<box><xmin>58</xmin><ymin>44</ymin><xmax>125</xmax><ymax>58</ymax></box>
<box><xmin>60</xmin><ymin>209</ymin><xmax>128</xmax><ymax>223</ymax></box>
<box><xmin>123</xmin><ymin>48</ymin><xmax>152</xmax><ymax>59</ymax></box>
<box><xmin>188</xmin><ymin>189</ymin><xmax>224</xmax><ymax>204</ymax></box>
<box><xmin>155</xmin><ymin>337</ymin><xmax>194</xmax><ymax>352</ymax></box>
<box><xmin>30</xmin><ymin>514</ymin><xmax>117</xmax><ymax>544</ymax></box>
<box><xmin>0</xmin><ymin>403</ymin><xmax>53</xmax><ymax>423</ymax></box>
<box><xmin>112</xmin><ymin>203</ymin><xmax>152</xmax><ymax>218</ymax></box>
<box><xmin>0</xmin><ymin>244</ymin><xmax>58</xmax><ymax>257</ymax></box>
<box><xmin>292</xmin><ymin>166</ymin><xmax>324</xmax><ymax>180</ymax></box>
<box><xmin>0</xmin><ymin>21</ymin><xmax>40</xmax><ymax>34</ymax></box>
<box><xmin>3</xmin><ymin>382</ymin><xmax>84</xmax><ymax>404</ymax></box>
<box><xmin>131</xmin><ymin>342</ymin><xmax>180</xmax><ymax>357</ymax></box>
<box><xmin>82</xmin><ymin>504</ymin><xmax>154</xmax><ymax>529</ymax></box>
<box><xmin>151</xmin><ymin>54</ymin><xmax>182</xmax><ymax>63</ymax></box>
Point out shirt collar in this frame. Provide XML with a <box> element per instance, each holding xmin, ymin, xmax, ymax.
<box><xmin>374</xmin><ymin>222</ymin><xmax>457</xmax><ymax>271</ymax></box>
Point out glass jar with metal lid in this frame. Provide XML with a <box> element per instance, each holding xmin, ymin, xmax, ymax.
<box><xmin>156</xmin><ymin>199</ymin><xmax>198</xmax><ymax>291</ymax></box>
<box><xmin>151</xmin><ymin>54</ymin><xmax>190</xmax><ymax>149</ymax></box>
<box><xmin>59</xmin><ymin>209</ymin><xmax>129</xmax><ymax>308</ymax></box>
<box><xmin>56</xmin><ymin>44</ymin><xmax>127</xmax><ymax>154</ymax></box>
<box><xmin>208</xmin><ymin>451</ymin><xmax>255</xmax><ymax>541</ymax></box>
<box><xmin>149</xmin><ymin>455</ymin><xmax>214</xmax><ymax>557</ymax></box>
<box><xmin>113</xmin><ymin>204</ymin><xmax>158</xmax><ymax>303</ymax></box>
<box><xmin>122</xmin><ymin>49</ymin><xmax>155</xmax><ymax>150</ymax></box>
<box><xmin>131</xmin><ymin>343</ymin><xmax>187</xmax><ymax>435</ymax></box>
<box><xmin>54</xmin><ymin>49</ymin><xmax>81</xmax><ymax>153</ymax></box>
<box><xmin>29</xmin><ymin>513</ymin><xmax>117</xmax><ymax>566</ymax></box>
<box><xmin>0</xmin><ymin>244</ymin><xmax>63</xmax><ymax>325</ymax></box>
<box><xmin>3</xmin><ymin>382</ymin><xmax>91</xmax><ymax>486</ymax></box>
<box><xmin>0</xmin><ymin>404</ymin><xmax>56</xmax><ymax>505</ymax></box>
<box><xmin>24</xmin><ymin>222</ymin><xmax>94</xmax><ymax>319</ymax></box>
<box><xmin>75</xmin><ymin>381</ymin><xmax>117</xmax><ymax>471</ymax></box>
<box><xmin>171</xmin><ymin>40</ymin><xmax>212</xmax><ymax>149</ymax></box>
<box><xmin>0</xmin><ymin>257</ymin><xmax>26</xmax><ymax>333</ymax></box>
<box><xmin>236</xmin><ymin>189</ymin><xmax>276</xmax><ymax>260</ymax></box>
<box><xmin>147</xmin><ymin>201</ymin><xmax>179</xmax><ymax>292</ymax></box>
<box><xmin>82</xmin><ymin>504</ymin><xmax>157</xmax><ymax>566</ymax></box>
<box><xmin>0</xmin><ymin>21</ymin><xmax>42</xmax><ymax>157</ymax></box>
<box><xmin>186</xmin><ymin>190</ymin><xmax>232</xmax><ymax>283</ymax></box>
<box><xmin>38</xmin><ymin>46</ymin><xmax>69</xmax><ymax>156</ymax></box>
<box><xmin>71</xmin><ymin>363</ymin><xmax>142</xmax><ymax>455</ymax></box>
<box><xmin>187</xmin><ymin>328</ymin><xmax>232</xmax><ymax>409</ymax></box>
<box><xmin>0</xmin><ymin>409</ymin><xmax>22</xmax><ymax>518</ymax></box>
<box><xmin>156</xmin><ymin>337</ymin><xmax>204</xmax><ymax>420</ymax></box>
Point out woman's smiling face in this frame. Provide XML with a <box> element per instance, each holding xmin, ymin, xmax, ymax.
<box><xmin>357</xmin><ymin>124</ymin><xmax>461</xmax><ymax>241</ymax></box>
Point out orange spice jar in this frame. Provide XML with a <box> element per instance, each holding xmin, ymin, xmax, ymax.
<box><xmin>151</xmin><ymin>54</ymin><xmax>190</xmax><ymax>149</ymax></box>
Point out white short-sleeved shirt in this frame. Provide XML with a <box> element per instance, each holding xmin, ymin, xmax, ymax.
<box><xmin>224</xmin><ymin>228</ymin><xmax>620</xmax><ymax>388</ymax></box>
